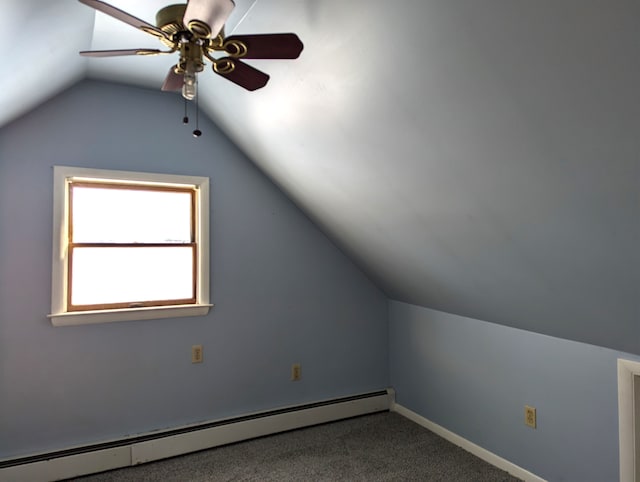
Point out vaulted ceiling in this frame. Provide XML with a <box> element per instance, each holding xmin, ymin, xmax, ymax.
<box><xmin>3</xmin><ymin>0</ymin><xmax>639</xmax><ymax>353</ymax></box>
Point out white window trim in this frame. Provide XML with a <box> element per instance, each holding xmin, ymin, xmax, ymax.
<box><xmin>618</xmin><ymin>358</ymin><xmax>640</xmax><ymax>482</ymax></box>
<box><xmin>48</xmin><ymin>166</ymin><xmax>212</xmax><ymax>326</ymax></box>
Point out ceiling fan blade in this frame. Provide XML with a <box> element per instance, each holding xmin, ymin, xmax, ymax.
<box><xmin>184</xmin><ymin>0</ymin><xmax>235</xmax><ymax>38</ymax></box>
<box><xmin>162</xmin><ymin>66</ymin><xmax>184</xmax><ymax>92</ymax></box>
<box><xmin>213</xmin><ymin>58</ymin><xmax>269</xmax><ymax>91</ymax></box>
<box><xmin>78</xmin><ymin>0</ymin><xmax>170</xmax><ymax>40</ymax></box>
<box><xmin>224</xmin><ymin>34</ymin><xmax>304</xmax><ymax>59</ymax></box>
<box><xmin>80</xmin><ymin>48</ymin><xmax>164</xmax><ymax>57</ymax></box>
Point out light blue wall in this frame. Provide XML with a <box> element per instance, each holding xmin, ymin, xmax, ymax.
<box><xmin>0</xmin><ymin>80</ymin><xmax>389</xmax><ymax>459</ymax></box>
<box><xmin>3</xmin><ymin>79</ymin><xmax>634</xmax><ymax>481</ymax></box>
<box><xmin>389</xmin><ymin>300</ymin><xmax>640</xmax><ymax>482</ymax></box>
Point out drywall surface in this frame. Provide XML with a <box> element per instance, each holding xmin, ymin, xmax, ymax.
<box><xmin>209</xmin><ymin>0</ymin><xmax>640</xmax><ymax>356</ymax></box>
<box><xmin>0</xmin><ymin>80</ymin><xmax>388</xmax><ymax>459</ymax></box>
<box><xmin>389</xmin><ymin>300</ymin><xmax>640</xmax><ymax>482</ymax></box>
<box><xmin>3</xmin><ymin>1</ymin><xmax>640</xmax><ymax>357</ymax></box>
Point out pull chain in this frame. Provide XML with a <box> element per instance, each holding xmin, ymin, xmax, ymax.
<box><xmin>192</xmin><ymin>76</ymin><xmax>202</xmax><ymax>137</ymax></box>
<box><xmin>183</xmin><ymin>97</ymin><xmax>189</xmax><ymax>124</ymax></box>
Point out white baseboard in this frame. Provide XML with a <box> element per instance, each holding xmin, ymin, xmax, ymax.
<box><xmin>392</xmin><ymin>403</ymin><xmax>546</xmax><ymax>482</ymax></box>
<box><xmin>1</xmin><ymin>390</ymin><xmax>393</xmax><ymax>482</ymax></box>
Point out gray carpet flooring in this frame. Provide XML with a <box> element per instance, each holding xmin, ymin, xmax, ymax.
<box><xmin>70</xmin><ymin>412</ymin><xmax>522</xmax><ymax>481</ymax></box>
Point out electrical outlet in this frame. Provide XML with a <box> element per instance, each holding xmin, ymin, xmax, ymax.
<box><xmin>291</xmin><ymin>363</ymin><xmax>301</xmax><ymax>381</ymax></box>
<box><xmin>525</xmin><ymin>405</ymin><xmax>536</xmax><ymax>428</ymax></box>
<box><xmin>191</xmin><ymin>345</ymin><xmax>203</xmax><ymax>363</ymax></box>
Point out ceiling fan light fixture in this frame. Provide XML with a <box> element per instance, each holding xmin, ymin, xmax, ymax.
<box><xmin>182</xmin><ymin>71</ymin><xmax>197</xmax><ymax>100</ymax></box>
<box><xmin>181</xmin><ymin>60</ymin><xmax>199</xmax><ymax>100</ymax></box>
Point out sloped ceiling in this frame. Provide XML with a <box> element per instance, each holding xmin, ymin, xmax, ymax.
<box><xmin>0</xmin><ymin>1</ymin><xmax>94</xmax><ymax>123</ymax></box>
<box><xmin>2</xmin><ymin>0</ymin><xmax>639</xmax><ymax>353</ymax></box>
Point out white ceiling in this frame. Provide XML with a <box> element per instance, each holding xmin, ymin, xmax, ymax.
<box><xmin>2</xmin><ymin>0</ymin><xmax>639</xmax><ymax>353</ymax></box>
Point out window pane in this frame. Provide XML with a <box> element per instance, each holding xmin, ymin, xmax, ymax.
<box><xmin>70</xmin><ymin>247</ymin><xmax>194</xmax><ymax>306</ymax></box>
<box><xmin>71</xmin><ymin>186</ymin><xmax>192</xmax><ymax>243</ymax></box>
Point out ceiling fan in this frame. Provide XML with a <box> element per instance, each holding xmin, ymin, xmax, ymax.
<box><xmin>78</xmin><ymin>0</ymin><xmax>304</xmax><ymax>98</ymax></box>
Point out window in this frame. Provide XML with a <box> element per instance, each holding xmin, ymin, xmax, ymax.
<box><xmin>49</xmin><ymin>166</ymin><xmax>211</xmax><ymax>326</ymax></box>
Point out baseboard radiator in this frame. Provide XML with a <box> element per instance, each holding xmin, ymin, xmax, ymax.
<box><xmin>0</xmin><ymin>389</ymin><xmax>394</xmax><ymax>482</ymax></box>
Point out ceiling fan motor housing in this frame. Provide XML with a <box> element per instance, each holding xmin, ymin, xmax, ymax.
<box><xmin>156</xmin><ymin>4</ymin><xmax>187</xmax><ymax>43</ymax></box>
<box><xmin>156</xmin><ymin>4</ymin><xmax>208</xmax><ymax>74</ymax></box>
<box><xmin>178</xmin><ymin>44</ymin><xmax>205</xmax><ymax>74</ymax></box>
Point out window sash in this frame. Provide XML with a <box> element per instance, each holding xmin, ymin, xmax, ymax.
<box><xmin>69</xmin><ymin>181</ymin><xmax>196</xmax><ymax>244</ymax></box>
<box><xmin>66</xmin><ymin>181</ymin><xmax>198</xmax><ymax>312</ymax></box>
<box><xmin>66</xmin><ymin>244</ymin><xmax>197</xmax><ymax>311</ymax></box>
